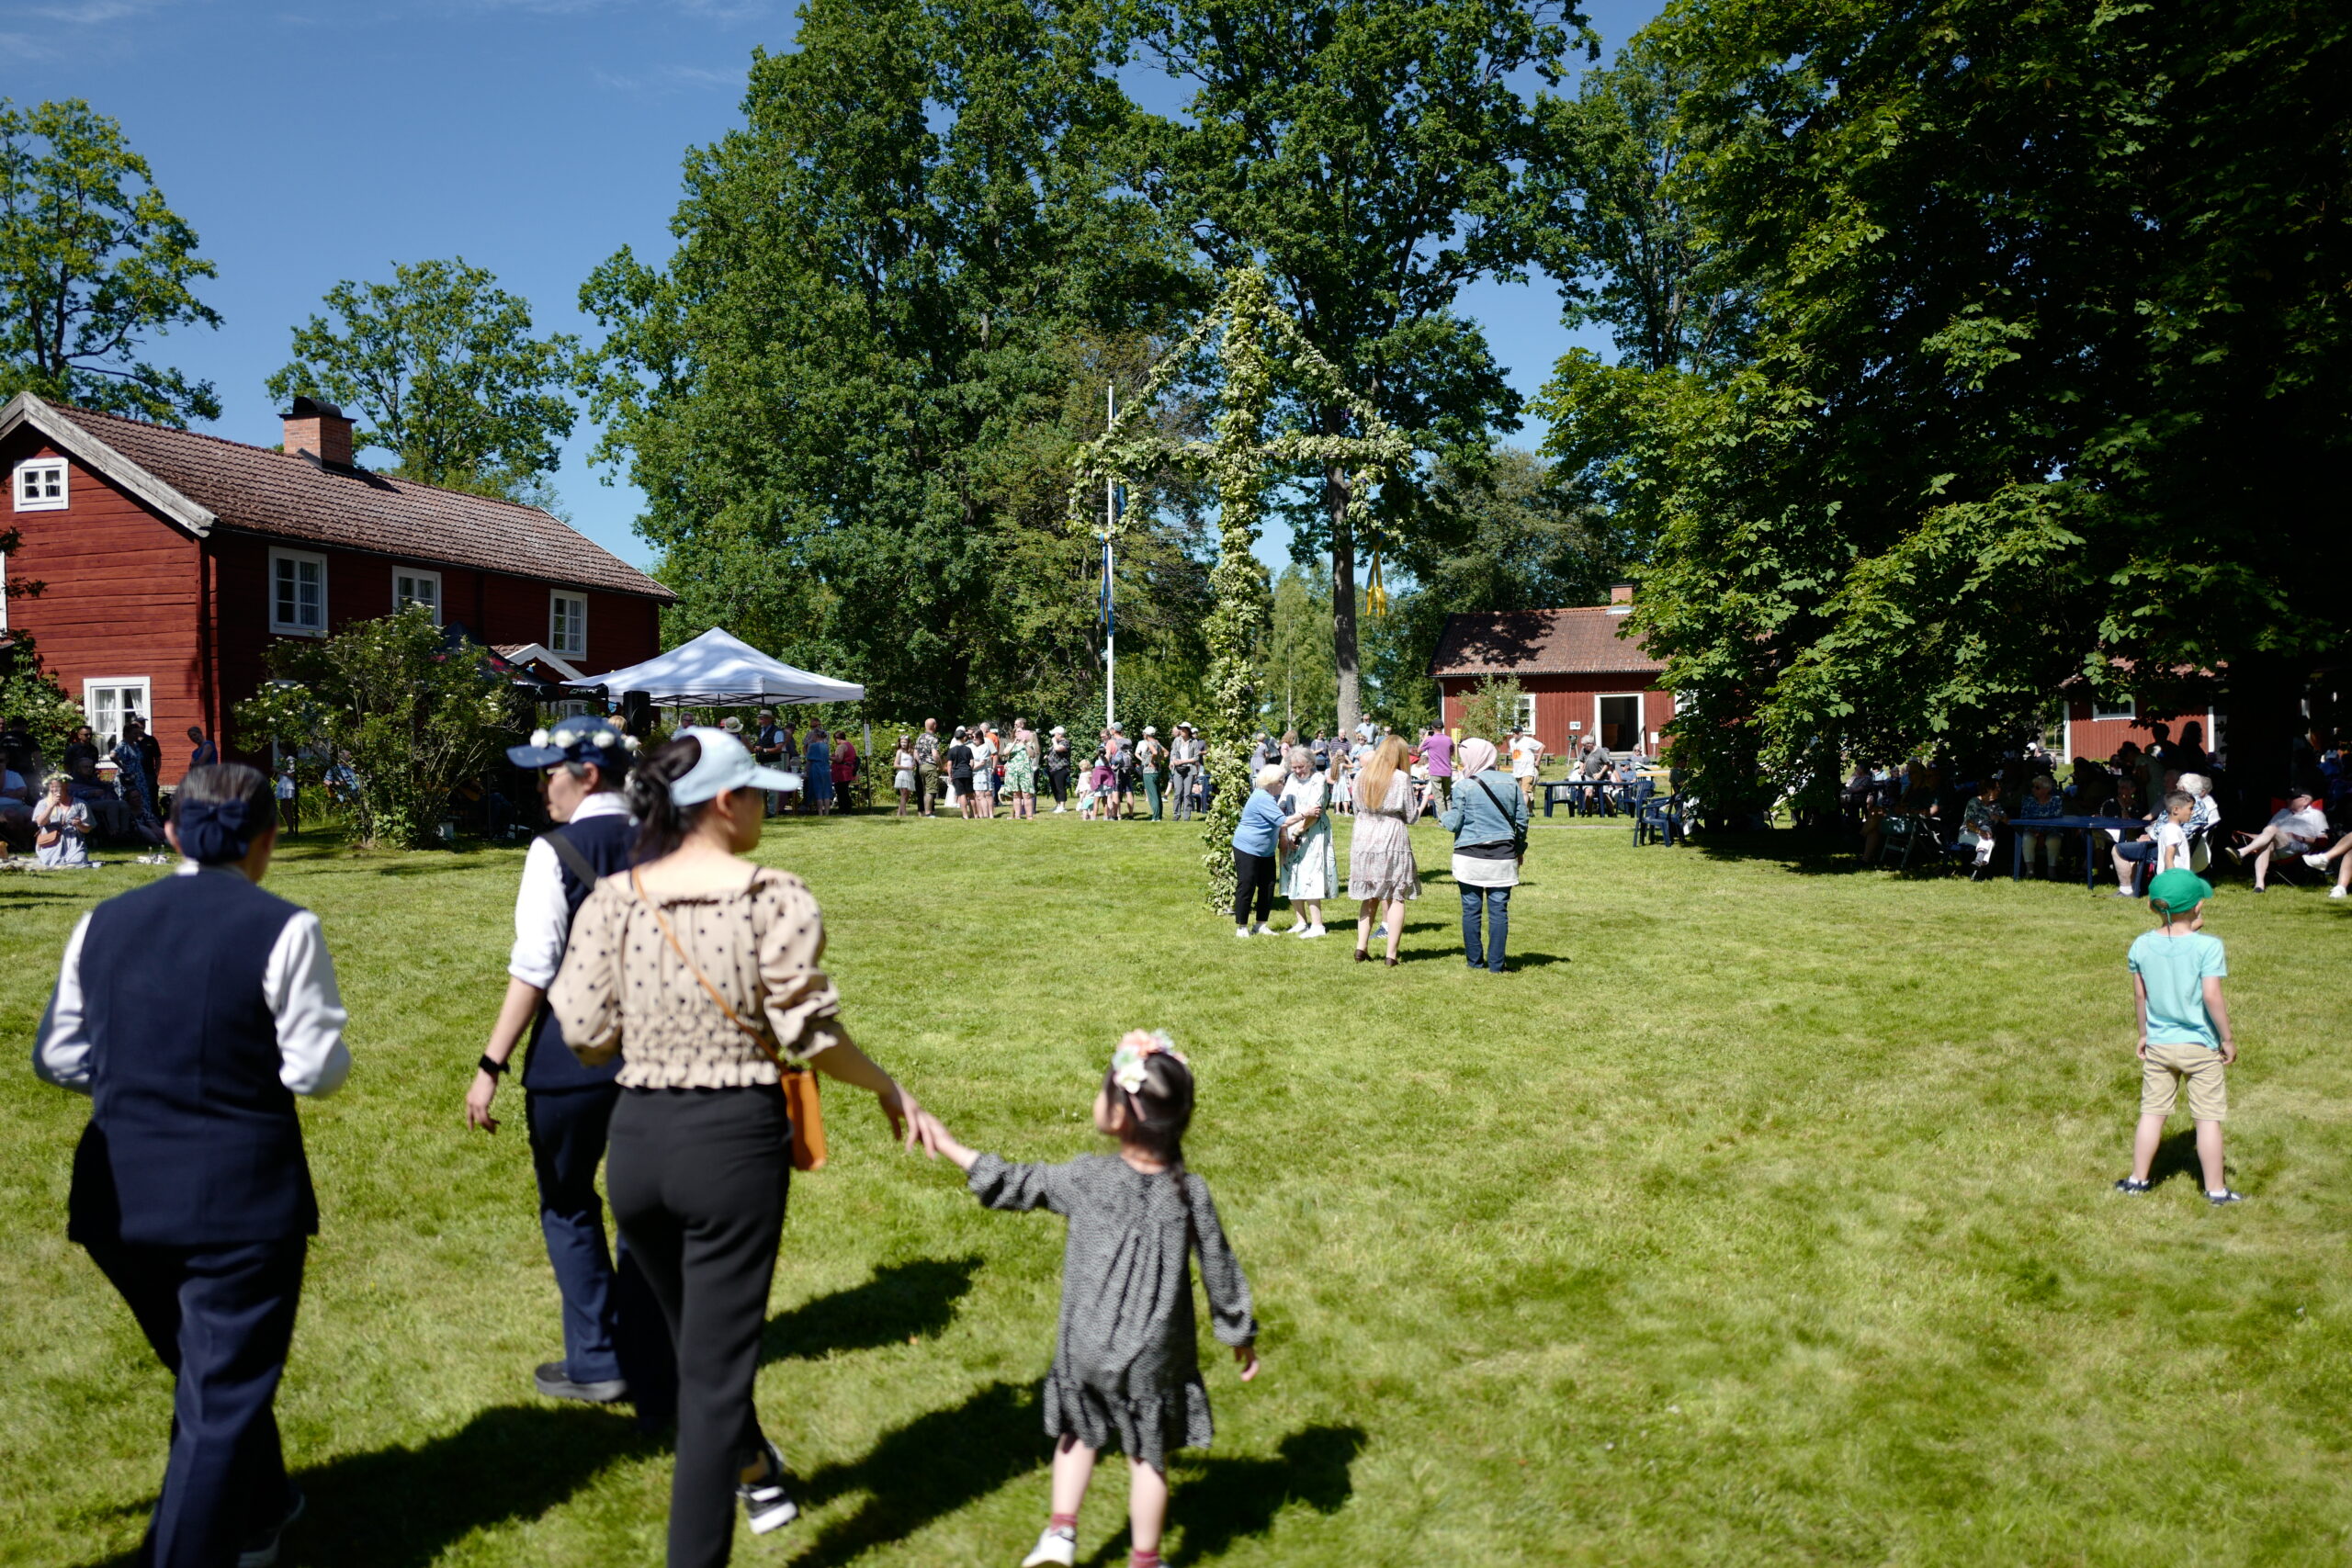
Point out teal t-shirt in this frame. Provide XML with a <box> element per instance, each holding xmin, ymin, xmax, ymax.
<box><xmin>2127</xmin><ymin>929</ymin><xmax>2228</xmax><ymax>1048</ymax></box>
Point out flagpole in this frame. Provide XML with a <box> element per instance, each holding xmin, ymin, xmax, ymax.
<box><xmin>1104</xmin><ymin>381</ymin><xmax>1116</xmax><ymax>736</ymax></box>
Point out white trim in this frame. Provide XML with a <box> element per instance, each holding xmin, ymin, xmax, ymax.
<box><xmin>392</xmin><ymin>565</ymin><xmax>442</xmax><ymax>624</ymax></box>
<box><xmin>548</xmin><ymin>590</ymin><xmax>587</xmax><ymax>659</ymax></box>
<box><xmin>496</xmin><ymin>642</ymin><xmax>588</xmax><ymax>682</ymax></box>
<box><xmin>83</xmin><ymin>675</ymin><xmax>152</xmax><ymax>751</ymax></box>
<box><xmin>269</xmin><ymin>547</ymin><xmax>329</xmax><ymax>637</ymax></box>
<box><xmin>1593</xmin><ymin>690</ymin><xmax>1645</xmax><ymax>751</ymax></box>
<box><xmin>0</xmin><ymin>392</ymin><xmax>216</xmax><ymax>536</ymax></box>
<box><xmin>12</xmin><ymin>457</ymin><xmax>67</xmax><ymax>512</ymax></box>
<box><xmin>2091</xmin><ymin>697</ymin><xmax>2135</xmax><ymax>722</ymax></box>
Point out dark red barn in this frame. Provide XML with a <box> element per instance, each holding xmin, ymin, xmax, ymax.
<box><xmin>1429</xmin><ymin>590</ymin><xmax>1675</xmax><ymax>757</ymax></box>
<box><xmin>2</xmin><ymin>392</ymin><xmax>673</xmax><ymax>786</ymax></box>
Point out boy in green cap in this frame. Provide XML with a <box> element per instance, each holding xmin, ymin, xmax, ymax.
<box><xmin>2115</xmin><ymin>867</ymin><xmax>2243</xmax><ymax>1203</ymax></box>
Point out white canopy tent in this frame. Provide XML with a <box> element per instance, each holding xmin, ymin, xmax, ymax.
<box><xmin>571</xmin><ymin>627</ymin><xmax>865</xmax><ymax>707</ymax></box>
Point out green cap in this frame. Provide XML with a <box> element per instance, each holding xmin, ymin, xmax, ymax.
<box><xmin>2147</xmin><ymin>868</ymin><xmax>2212</xmax><ymax>913</ymax></box>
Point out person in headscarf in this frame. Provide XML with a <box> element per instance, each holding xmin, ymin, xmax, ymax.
<box><xmin>1439</xmin><ymin>738</ymin><xmax>1529</xmax><ymax>974</ymax></box>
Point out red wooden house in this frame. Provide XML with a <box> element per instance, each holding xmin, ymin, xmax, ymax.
<box><xmin>1</xmin><ymin>392</ymin><xmax>673</xmax><ymax>788</ymax></box>
<box><xmin>1429</xmin><ymin>589</ymin><xmax>1673</xmax><ymax>757</ymax></box>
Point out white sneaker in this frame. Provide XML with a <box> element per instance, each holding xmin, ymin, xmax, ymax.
<box><xmin>1301</xmin><ymin>923</ymin><xmax>1328</xmax><ymax>938</ymax></box>
<box><xmin>2303</xmin><ymin>852</ymin><xmax>2330</xmax><ymax>870</ymax></box>
<box><xmin>1252</xmin><ymin>923</ymin><xmax>1279</xmax><ymax>936</ymax></box>
<box><xmin>2332</xmin><ymin>886</ymin><xmax>2346</xmax><ymax>899</ymax></box>
<box><xmin>1291</xmin><ymin>922</ymin><xmax>1315</xmax><ymax>937</ymax></box>
<box><xmin>1022</xmin><ymin>1528</ymin><xmax>1078</xmax><ymax>1568</ymax></box>
<box><xmin>1053</xmin><ymin>805</ymin><xmax>1067</xmax><ymax>814</ymax></box>
<box><xmin>1233</xmin><ymin>924</ymin><xmax>1253</xmax><ymax>939</ymax></box>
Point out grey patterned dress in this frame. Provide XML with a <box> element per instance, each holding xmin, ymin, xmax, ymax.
<box><xmin>967</xmin><ymin>1152</ymin><xmax>1257</xmax><ymax>1468</ymax></box>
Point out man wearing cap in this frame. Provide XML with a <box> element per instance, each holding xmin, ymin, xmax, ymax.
<box><xmin>1169</xmin><ymin>722</ymin><xmax>1203</xmax><ymax>821</ymax></box>
<box><xmin>466</xmin><ymin>716</ymin><xmax>673</xmax><ymax>1420</ymax></box>
<box><xmin>2227</xmin><ymin>787</ymin><xmax>2328</xmax><ymax>892</ymax></box>
<box><xmin>36</xmin><ymin>763</ymin><xmax>349</xmax><ymax>1567</ymax></box>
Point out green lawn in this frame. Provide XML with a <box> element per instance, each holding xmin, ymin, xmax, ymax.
<box><xmin>5</xmin><ymin>812</ymin><xmax>2351</xmax><ymax>1566</ymax></box>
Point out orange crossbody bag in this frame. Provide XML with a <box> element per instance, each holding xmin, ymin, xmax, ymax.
<box><xmin>632</xmin><ymin>868</ymin><xmax>827</xmax><ymax>1171</ymax></box>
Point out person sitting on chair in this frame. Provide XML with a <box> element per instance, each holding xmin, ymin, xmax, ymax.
<box><xmin>2228</xmin><ymin>788</ymin><xmax>2327</xmax><ymax>892</ymax></box>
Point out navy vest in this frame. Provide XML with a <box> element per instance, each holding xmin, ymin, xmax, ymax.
<box><xmin>522</xmin><ymin>811</ymin><xmax>635</xmax><ymax>1092</ymax></box>
<box><xmin>70</xmin><ymin>870</ymin><xmax>314</xmax><ymax>1247</ymax></box>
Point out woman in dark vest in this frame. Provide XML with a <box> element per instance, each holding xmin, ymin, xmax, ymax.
<box><xmin>466</xmin><ymin>715</ymin><xmax>674</xmax><ymax>1422</ymax></box>
<box><xmin>551</xmin><ymin>728</ymin><xmax>942</xmax><ymax>1566</ymax></box>
<box><xmin>35</xmin><ymin>763</ymin><xmax>350</xmax><ymax>1568</ymax></box>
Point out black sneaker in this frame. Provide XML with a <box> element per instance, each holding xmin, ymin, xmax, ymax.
<box><xmin>2207</xmin><ymin>1189</ymin><xmax>2246</xmax><ymax>1205</ymax></box>
<box><xmin>2113</xmin><ymin>1178</ymin><xmax>2152</xmax><ymax>1195</ymax></box>
<box><xmin>237</xmin><ymin>1484</ymin><xmax>305</xmax><ymax>1568</ymax></box>
<box><xmin>739</xmin><ymin>1438</ymin><xmax>798</xmax><ymax>1535</ymax></box>
<box><xmin>535</xmin><ymin>1360</ymin><xmax>629</xmax><ymax>1404</ymax></box>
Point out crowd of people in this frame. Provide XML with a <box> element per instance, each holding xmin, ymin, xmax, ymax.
<box><xmin>1</xmin><ymin>713</ymin><xmax>216</xmax><ymax>865</ymax></box>
<box><xmin>1846</xmin><ymin>720</ymin><xmax>2346</xmax><ymax>896</ymax></box>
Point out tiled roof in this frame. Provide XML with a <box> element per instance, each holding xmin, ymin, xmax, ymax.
<box><xmin>50</xmin><ymin>403</ymin><xmax>674</xmax><ymax>601</ymax></box>
<box><xmin>1428</xmin><ymin>607</ymin><xmax>1664</xmax><ymax>678</ymax></box>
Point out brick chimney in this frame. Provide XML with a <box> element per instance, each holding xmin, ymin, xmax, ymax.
<box><xmin>1607</xmin><ymin>581</ymin><xmax>1634</xmax><ymax>614</ymax></box>
<box><xmin>282</xmin><ymin>396</ymin><xmax>355</xmax><ymax>468</ymax></box>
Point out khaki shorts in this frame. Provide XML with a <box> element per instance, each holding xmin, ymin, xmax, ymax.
<box><xmin>2140</xmin><ymin>1041</ymin><xmax>2228</xmax><ymax>1122</ymax></box>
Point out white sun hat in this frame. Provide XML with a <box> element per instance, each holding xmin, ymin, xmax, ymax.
<box><xmin>672</xmin><ymin>727</ymin><xmax>799</xmax><ymax>805</ymax></box>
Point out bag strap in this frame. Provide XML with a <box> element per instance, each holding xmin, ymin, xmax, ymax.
<box><xmin>539</xmin><ymin>828</ymin><xmax>599</xmax><ymax>891</ymax></box>
<box><xmin>629</xmin><ymin>867</ymin><xmax>790</xmax><ymax>1073</ymax></box>
<box><xmin>1473</xmin><ymin>775</ymin><xmax>1527</xmax><ymax>856</ymax></box>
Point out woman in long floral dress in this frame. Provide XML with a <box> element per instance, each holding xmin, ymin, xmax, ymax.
<box><xmin>1276</xmin><ymin>747</ymin><xmax>1335</xmax><ymax>938</ymax></box>
<box><xmin>1347</xmin><ymin>735</ymin><xmax>1420</xmax><ymax>965</ymax></box>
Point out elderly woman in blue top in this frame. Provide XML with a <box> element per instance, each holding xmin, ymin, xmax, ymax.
<box><xmin>1229</xmin><ymin>763</ymin><xmax>1290</xmax><ymax>937</ymax></box>
<box><xmin>35</xmin><ymin>763</ymin><xmax>350</xmax><ymax>1568</ymax></box>
<box><xmin>1440</xmin><ymin>738</ymin><xmax>1530</xmax><ymax>972</ymax></box>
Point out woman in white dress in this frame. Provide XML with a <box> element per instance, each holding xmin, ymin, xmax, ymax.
<box><xmin>891</xmin><ymin>735</ymin><xmax>919</xmax><ymax>817</ymax></box>
<box><xmin>33</xmin><ymin>775</ymin><xmax>91</xmax><ymax>867</ymax></box>
<box><xmin>1277</xmin><ymin>746</ymin><xmax>1336</xmax><ymax>936</ymax></box>
<box><xmin>1347</xmin><ymin>735</ymin><xmax>1420</xmax><ymax>965</ymax></box>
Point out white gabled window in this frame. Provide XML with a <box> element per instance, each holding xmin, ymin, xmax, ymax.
<box><xmin>270</xmin><ymin>547</ymin><xmax>328</xmax><ymax>636</ymax></box>
<box><xmin>393</xmin><ymin>567</ymin><xmax>442</xmax><ymax>624</ymax></box>
<box><xmin>85</xmin><ymin>677</ymin><xmax>151</xmax><ymax>752</ymax></box>
<box><xmin>13</xmin><ymin>458</ymin><xmax>66</xmax><ymax>512</ymax></box>
<box><xmin>548</xmin><ymin>591</ymin><xmax>587</xmax><ymax>658</ymax></box>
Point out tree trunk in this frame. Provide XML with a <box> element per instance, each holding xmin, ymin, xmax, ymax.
<box><xmin>1327</xmin><ymin>456</ymin><xmax>1361</xmax><ymax>736</ymax></box>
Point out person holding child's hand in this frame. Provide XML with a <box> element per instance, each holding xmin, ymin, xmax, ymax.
<box><xmin>921</xmin><ymin>1031</ymin><xmax>1258</xmax><ymax>1568</ymax></box>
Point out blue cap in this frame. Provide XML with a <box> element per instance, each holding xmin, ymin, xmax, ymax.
<box><xmin>507</xmin><ymin>714</ymin><xmax>637</xmax><ymax>776</ymax></box>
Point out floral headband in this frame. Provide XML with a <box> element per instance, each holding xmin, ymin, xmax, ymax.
<box><xmin>1111</xmin><ymin>1029</ymin><xmax>1187</xmax><ymax>1094</ymax></box>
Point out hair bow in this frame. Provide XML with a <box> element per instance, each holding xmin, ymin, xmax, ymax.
<box><xmin>177</xmin><ymin>795</ymin><xmax>260</xmax><ymax>864</ymax></box>
<box><xmin>1110</xmin><ymin>1029</ymin><xmax>1184</xmax><ymax>1094</ymax></box>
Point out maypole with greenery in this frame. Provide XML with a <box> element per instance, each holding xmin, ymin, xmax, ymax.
<box><xmin>1072</xmin><ymin>268</ymin><xmax>1408</xmax><ymax>910</ymax></box>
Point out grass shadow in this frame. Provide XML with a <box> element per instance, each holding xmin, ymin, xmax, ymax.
<box><xmin>2145</xmin><ymin>1127</ymin><xmax>2208</xmax><ymax>1191</ymax></box>
<box><xmin>788</xmin><ymin>1381</ymin><xmax>1045</xmax><ymax>1567</ymax></box>
<box><xmin>1079</xmin><ymin>1425</ymin><xmax>1368</xmax><ymax>1564</ymax></box>
<box><xmin>1691</xmin><ymin>830</ymin><xmax>1875</xmax><ymax>876</ymax></box>
<box><xmin>74</xmin><ymin>1404</ymin><xmax>650</xmax><ymax>1568</ymax></box>
<box><xmin>763</xmin><ymin>1257</ymin><xmax>981</xmax><ymax>1365</ymax></box>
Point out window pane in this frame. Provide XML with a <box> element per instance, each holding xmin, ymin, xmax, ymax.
<box><xmin>276</xmin><ymin>558</ymin><xmax>295</xmax><ymax>624</ymax></box>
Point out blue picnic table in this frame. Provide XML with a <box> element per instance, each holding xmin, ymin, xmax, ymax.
<box><xmin>2011</xmin><ymin>813</ymin><xmax>2143</xmax><ymax>888</ymax></box>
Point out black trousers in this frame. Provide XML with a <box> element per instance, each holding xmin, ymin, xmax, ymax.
<box><xmin>526</xmin><ymin>1085</ymin><xmax>677</xmax><ymax>1421</ymax></box>
<box><xmin>1233</xmin><ymin>848</ymin><xmax>1276</xmax><ymax>925</ymax></box>
<box><xmin>82</xmin><ymin>1235</ymin><xmax>306</xmax><ymax>1568</ymax></box>
<box><xmin>1047</xmin><ymin>764</ymin><xmax>1070</xmax><ymax>804</ymax></box>
<box><xmin>608</xmin><ymin>1087</ymin><xmax>789</xmax><ymax>1568</ymax></box>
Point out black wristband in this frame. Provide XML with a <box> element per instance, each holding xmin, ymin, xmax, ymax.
<box><xmin>478</xmin><ymin>1054</ymin><xmax>510</xmax><ymax>1078</ymax></box>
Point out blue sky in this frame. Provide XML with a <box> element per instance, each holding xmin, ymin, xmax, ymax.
<box><xmin>3</xmin><ymin>0</ymin><xmax>1662</xmax><ymax>571</ymax></box>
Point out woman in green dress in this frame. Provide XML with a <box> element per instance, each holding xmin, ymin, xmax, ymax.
<box><xmin>1002</xmin><ymin>733</ymin><xmax>1036</xmax><ymax>820</ymax></box>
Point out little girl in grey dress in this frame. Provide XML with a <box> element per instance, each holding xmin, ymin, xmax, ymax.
<box><xmin>929</xmin><ymin>1031</ymin><xmax>1258</xmax><ymax>1568</ymax></box>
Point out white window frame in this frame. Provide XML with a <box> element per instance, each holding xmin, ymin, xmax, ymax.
<box><xmin>85</xmin><ymin>676</ymin><xmax>152</xmax><ymax>752</ymax></box>
<box><xmin>1512</xmin><ymin>694</ymin><xmax>1537</xmax><ymax>734</ymax></box>
<box><xmin>12</xmin><ymin>457</ymin><xmax>67</xmax><ymax>512</ymax></box>
<box><xmin>1593</xmin><ymin>691</ymin><xmax>1645</xmax><ymax>752</ymax></box>
<box><xmin>2092</xmin><ymin>697</ymin><xmax>2136</xmax><ymax>722</ymax></box>
<box><xmin>392</xmin><ymin>566</ymin><xmax>443</xmax><ymax>624</ymax></box>
<box><xmin>269</xmin><ymin>547</ymin><xmax>329</xmax><ymax>637</ymax></box>
<box><xmin>548</xmin><ymin>591</ymin><xmax>587</xmax><ymax>659</ymax></box>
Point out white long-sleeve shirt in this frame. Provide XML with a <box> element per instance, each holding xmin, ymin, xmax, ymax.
<box><xmin>506</xmin><ymin>792</ymin><xmax>632</xmax><ymax>990</ymax></box>
<box><xmin>34</xmin><ymin>862</ymin><xmax>351</xmax><ymax>1098</ymax></box>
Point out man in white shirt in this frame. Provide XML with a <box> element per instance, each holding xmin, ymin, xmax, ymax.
<box><xmin>1508</xmin><ymin>727</ymin><xmax>1545</xmax><ymax>805</ymax></box>
<box><xmin>2230</xmin><ymin>787</ymin><xmax>2329</xmax><ymax>892</ymax></box>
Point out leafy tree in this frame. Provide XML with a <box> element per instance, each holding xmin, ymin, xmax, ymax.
<box><xmin>233</xmin><ymin>606</ymin><xmax>509</xmax><ymax>849</ymax></box>
<box><xmin>1546</xmin><ymin>0</ymin><xmax>2352</xmax><ymax>808</ymax></box>
<box><xmin>266</xmin><ymin>258</ymin><xmax>579</xmax><ymax>500</ymax></box>
<box><xmin>1124</xmin><ymin>0</ymin><xmax>1586</xmax><ymax>734</ymax></box>
<box><xmin>1459</xmin><ymin>674</ymin><xmax>1525</xmax><ymax>746</ymax></box>
<box><xmin>1366</xmin><ymin>446</ymin><xmax>1622</xmax><ymax>731</ymax></box>
<box><xmin>582</xmin><ymin>0</ymin><xmax>1205</xmax><ymax>724</ymax></box>
<box><xmin>1262</xmin><ymin>563</ymin><xmax>1337</xmax><ymax>735</ymax></box>
<box><xmin>0</xmin><ymin>99</ymin><xmax>220</xmax><ymax>424</ymax></box>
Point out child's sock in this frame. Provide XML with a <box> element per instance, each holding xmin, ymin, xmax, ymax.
<box><xmin>1049</xmin><ymin>1514</ymin><xmax>1078</xmax><ymax>1534</ymax></box>
<box><xmin>1129</xmin><ymin>1551</ymin><xmax>1161</xmax><ymax>1568</ymax></box>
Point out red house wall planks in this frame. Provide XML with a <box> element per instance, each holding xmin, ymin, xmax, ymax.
<box><xmin>1439</xmin><ymin>674</ymin><xmax>1673</xmax><ymax>758</ymax></box>
<box><xmin>2</xmin><ymin>434</ymin><xmax>206</xmax><ymax>784</ymax></box>
<box><xmin>2062</xmin><ymin>700</ymin><xmax>2216</xmax><ymax>771</ymax></box>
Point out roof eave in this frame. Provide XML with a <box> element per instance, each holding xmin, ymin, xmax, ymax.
<box><xmin>0</xmin><ymin>392</ymin><xmax>218</xmax><ymax>538</ymax></box>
